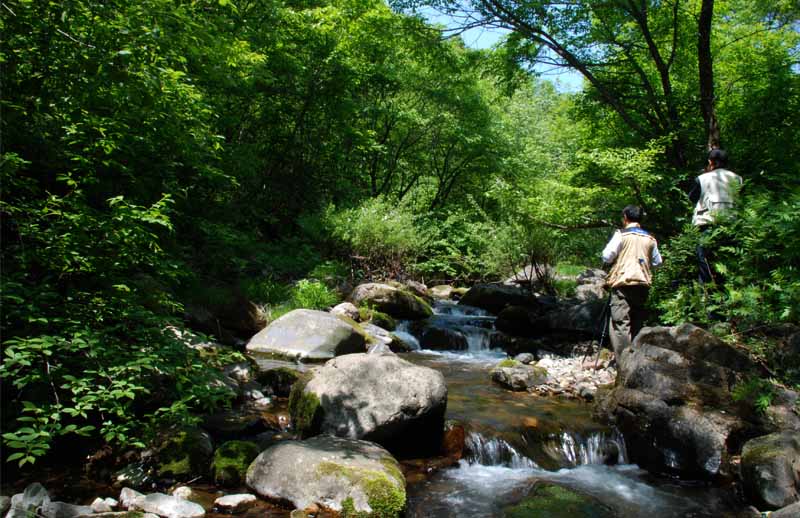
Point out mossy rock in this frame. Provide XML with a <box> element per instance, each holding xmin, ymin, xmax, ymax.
<box><xmin>257</xmin><ymin>367</ymin><xmax>301</xmax><ymax>397</ymax></box>
<box><xmin>288</xmin><ymin>373</ymin><xmax>322</xmax><ymax>437</ymax></box>
<box><xmin>497</xmin><ymin>358</ymin><xmax>520</xmax><ymax>368</ymax></box>
<box><xmin>358</xmin><ymin>308</ymin><xmax>397</xmax><ymax>331</ymax></box>
<box><xmin>319</xmin><ymin>461</ymin><xmax>405</xmax><ymax>518</ymax></box>
<box><xmin>212</xmin><ymin>440</ymin><xmax>261</xmax><ymax>487</ymax></box>
<box><xmin>154</xmin><ymin>428</ymin><xmax>214</xmax><ymax>480</ymax></box>
<box><xmin>504</xmin><ymin>482</ymin><xmax>615</xmax><ymax>518</ymax></box>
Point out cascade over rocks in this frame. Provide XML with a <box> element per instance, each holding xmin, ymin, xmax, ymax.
<box><xmin>245</xmin><ymin>309</ymin><xmax>366</xmax><ymax>361</ymax></box>
<box><xmin>741</xmin><ymin>432</ymin><xmax>800</xmax><ymax>509</ymax></box>
<box><xmin>246</xmin><ymin>435</ymin><xmax>406</xmax><ymax>518</ymax></box>
<box><xmin>289</xmin><ymin>353</ymin><xmax>447</xmax><ymax>457</ymax></box>
<box><xmin>350</xmin><ymin>283</ymin><xmax>433</xmax><ymax>320</ymax></box>
<box><xmin>596</xmin><ymin>323</ymin><xmax>761</xmax><ymax>479</ymax></box>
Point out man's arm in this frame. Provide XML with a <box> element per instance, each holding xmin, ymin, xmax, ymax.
<box><xmin>602</xmin><ymin>231</ymin><xmax>622</xmax><ymax>264</ymax></box>
<box><xmin>651</xmin><ymin>242</ymin><xmax>663</xmax><ymax>268</ymax></box>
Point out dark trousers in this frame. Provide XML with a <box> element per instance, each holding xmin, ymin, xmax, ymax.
<box><xmin>609</xmin><ymin>285</ymin><xmax>650</xmax><ymax>356</ymax></box>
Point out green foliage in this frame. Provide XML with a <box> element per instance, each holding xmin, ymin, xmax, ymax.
<box><xmin>732</xmin><ymin>378</ymin><xmax>775</xmax><ymax>415</ymax></box>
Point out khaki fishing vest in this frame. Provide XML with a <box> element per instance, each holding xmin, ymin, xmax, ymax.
<box><xmin>692</xmin><ymin>169</ymin><xmax>743</xmax><ymax>226</ymax></box>
<box><xmin>606</xmin><ymin>228</ymin><xmax>657</xmax><ymax>289</ymax></box>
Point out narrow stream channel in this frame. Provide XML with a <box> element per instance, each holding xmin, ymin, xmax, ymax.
<box><xmin>398</xmin><ymin>301</ymin><xmax>747</xmax><ymax>518</ymax></box>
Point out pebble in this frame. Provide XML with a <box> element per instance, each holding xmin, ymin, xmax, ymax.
<box><xmin>529</xmin><ymin>353</ymin><xmax>616</xmax><ymax>400</ymax></box>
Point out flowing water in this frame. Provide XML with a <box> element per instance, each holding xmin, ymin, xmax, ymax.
<box><xmin>400</xmin><ymin>300</ymin><xmax>747</xmax><ymax>518</ymax></box>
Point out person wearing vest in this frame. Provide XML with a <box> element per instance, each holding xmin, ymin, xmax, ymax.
<box><xmin>601</xmin><ymin>205</ymin><xmax>662</xmax><ymax>356</ymax></box>
<box><xmin>689</xmin><ymin>149</ymin><xmax>742</xmax><ymax>284</ymax></box>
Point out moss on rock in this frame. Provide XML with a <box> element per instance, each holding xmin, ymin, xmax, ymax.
<box><xmin>155</xmin><ymin>428</ymin><xmax>213</xmax><ymax>480</ymax></box>
<box><xmin>358</xmin><ymin>307</ymin><xmax>397</xmax><ymax>331</ymax></box>
<box><xmin>288</xmin><ymin>374</ymin><xmax>321</xmax><ymax>437</ymax></box>
<box><xmin>504</xmin><ymin>482</ymin><xmax>614</xmax><ymax>518</ymax></box>
<box><xmin>497</xmin><ymin>358</ymin><xmax>520</xmax><ymax>368</ymax></box>
<box><xmin>317</xmin><ymin>461</ymin><xmax>406</xmax><ymax>518</ymax></box>
<box><xmin>212</xmin><ymin>440</ymin><xmax>260</xmax><ymax>487</ymax></box>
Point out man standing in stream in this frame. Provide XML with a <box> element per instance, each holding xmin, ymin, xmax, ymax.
<box><xmin>601</xmin><ymin>205</ymin><xmax>662</xmax><ymax>355</ymax></box>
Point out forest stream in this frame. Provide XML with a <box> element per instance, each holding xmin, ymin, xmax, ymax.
<box><xmin>397</xmin><ymin>301</ymin><xmax>749</xmax><ymax>517</ymax></box>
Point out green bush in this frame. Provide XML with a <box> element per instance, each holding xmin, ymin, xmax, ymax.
<box><xmin>328</xmin><ymin>198</ymin><xmax>424</xmax><ymax>279</ymax></box>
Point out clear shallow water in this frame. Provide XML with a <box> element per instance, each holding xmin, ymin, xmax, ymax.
<box><xmin>399</xmin><ymin>302</ymin><xmax>748</xmax><ymax>518</ymax></box>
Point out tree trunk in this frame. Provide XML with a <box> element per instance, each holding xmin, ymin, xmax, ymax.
<box><xmin>698</xmin><ymin>0</ymin><xmax>721</xmax><ymax>150</ymax></box>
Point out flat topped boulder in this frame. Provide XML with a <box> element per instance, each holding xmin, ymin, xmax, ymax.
<box><xmin>290</xmin><ymin>353</ymin><xmax>447</xmax><ymax>457</ymax></box>
<box><xmin>245</xmin><ymin>309</ymin><xmax>365</xmax><ymax>361</ymax></box>
<box><xmin>350</xmin><ymin>283</ymin><xmax>433</xmax><ymax>320</ymax></box>
<box><xmin>246</xmin><ymin>435</ymin><xmax>406</xmax><ymax>518</ymax></box>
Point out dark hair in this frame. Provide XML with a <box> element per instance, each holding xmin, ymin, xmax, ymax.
<box><xmin>622</xmin><ymin>205</ymin><xmax>642</xmax><ymax>222</ymax></box>
<box><xmin>708</xmin><ymin>148</ymin><xmax>728</xmax><ymax>167</ymax></box>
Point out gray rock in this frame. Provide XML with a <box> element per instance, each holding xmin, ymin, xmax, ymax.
<box><xmin>419</xmin><ymin>325</ymin><xmax>468</xmax><ymax>351</ymax></box>
<box><xmin>129</xmin><ymin>493</ymin><xmax>205</xmax><ymax>518</ymax></box>
<box><xmin>41</xmin><ymin>501</ymin><xmax>94</xmax><ymax>518</ymax></box>
<box><xmin>246</xmin><ymin>435</ymin><xmax>405</xmax><ymax>517</ymax></box>
<box><xmin>576</xmin><ymin>268</ymin><xmax>606</xmax><ymax>284</ymax></box>
<box><xmin>90</xmin><ymin>497</ymin><xmax>117</xmax><ymax>513</ymax></box>
<box><xmin>429</xmin><ymin>285</ymin><xmax>455</xmax><ymax>300</ymax></box>
<box><xmin>763</xmin><ymin>388</ymin><xmax>800</xmax><ymax>433</ymax></box>
<box><xmin>294</xmin><ymin>353</ymin><xmax>447</xmax><ymax>457</ymax></box>
<box><xmin>362</xmin><ymin>323</ymin><xmax>410</xmax><ymax>353</ymax></box>
<box><xmin>171</xmin><ymin>487</ymin><xmax>193</xmax><ymax>500</ymax></box>
<box><xmin>741</xmin><ymin>432</ymin><xmax>800</xmax><ymax>509</ymax></box>
<box><xmin>491</xmin><ymin>362</ymin><xmax>549</xmax><ymax>391</ymax></box>
<box><xmin>495</xmin><ymin>305</ymin><xmax>545</xmax><ymax>337</ymax></box>
<box><xmin>119</xmin><ymin>488</ymin><xmax>144</xmax><ymax>509</ymax></box>
<box><xmin>7</xmin><ymin>483</ymin><xmax>50</xmax><ymax>518</ymax></box>
<box><xmin>246</xmin><ymin>309</ymin><xmax>366</xmax><ymax>361</ymax></box>
<box><xmin>459</xmin><ymin>284</ymin><xmax>536</xmax><ymax>314</ymax></box>
<box><xmin>576</xmin><ymin>382</ymin><xmax>597</xmax><ymax>401</ymax></box>
<box><xmin>595</xmin><ymin>324</ymin><xmax>760</xmax><ymax>479</ymax></box>
<box><xmin>547</xmin><ymin>299</ymin><xmax>606</xmax><ymax>336</ymax></box>
<box><xmin>772</xmin><ymin>501</ymin><xmax>800</xmax><ymax>518</ymax></box>
<box><xmin>351</xmin><ymin>283</ymin><xmax>432</xmax><ymax>320</ymax></box>
<box><xmin>1</xmin><ymin>496</ymin><xmax>10</xmax><ymax>516</ymax></box>
<box><xmin>331</xmin><ymin>302</ymin><xmax>361</xmax><ymax>321</ymax></box>
<box><xmin>213</xmin><ymin>494</ymin><xmax>257</xmax><ymax>513</ymax></box>
<box><xmin>575</xmin><ymin>283</ymin><xmax>606</xmax><ymax>302</ymax></box>
<box><xmin>223</xmin><ymin>361</ymin><xmax>256</xmax><ymax>384</ymax></box>
<box><xmin>514</xmin><ymin>353</ymin><xmax>536</xmax><ymax>365</ymax></box>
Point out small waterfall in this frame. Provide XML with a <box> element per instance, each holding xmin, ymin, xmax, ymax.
<box><xmin>394</xmin><ymin>321</ymin><xmax>421</xmax><ymax>350</ymax></box>
<box><xmin>543</xmin><ymin>430</ymin><xmax>628</xmax><ymax>467</ymax></box>
<box><xmin>465</xmin><ymin>431</ymin><xmax>538</xmax><ymax>469</ymax></box>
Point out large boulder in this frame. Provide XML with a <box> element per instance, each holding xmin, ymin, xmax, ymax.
<box><xmin>546</xmin><ymin>299</ymin><xmax>606</xmax><ymax>336</ymax></box>
<box><xmin>458</xmin><ymin>284</ymin><xmax>537</xmax><ymax>314</ymax></box>
<box><xmin>289</xmin><ymin>353</ymin><xmax>447</xmax><ymax>457</ymax></box>
<box><xmin>246</xmin><ymin>435</ymin><xmax>405</xmax><ymax>518</ymax></box>
<box><xmin>350</xmin><ymin>283</ymin><xmax>432</xmax><ymax>320</ymax></box>
<box><xmin>495</xmin><ymin>305</ymin><xmax>547</xmax><ymax>337</ymax></box>
<box><xmin>419</xmin><ymin>325</ymin><xmax>468</xmax><ymax>351</ymax></box>
<box><xmin>596</xmin><ymin>324</ymin><xmax>760</xmax><ymax>479</ymax></box>
<box><xmin>741</xmin><ymin>432</ymin><xmax>800</xmax><ymax>509</ymax></box>
<box><xmin>245</xmin><ymin>309</ymin><xmax>366</xmax><ymax>361</ymax></box>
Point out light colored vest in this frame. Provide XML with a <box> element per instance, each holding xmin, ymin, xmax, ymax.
<box><xmin>692</xmin><ymin>168</ymin><xmax>742</xmax><ymax>226</ymax></box>
<box><xmin>606</xmin><ymin>228</ymin><xmax>657</xmax><ymax>289</ymax></box>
